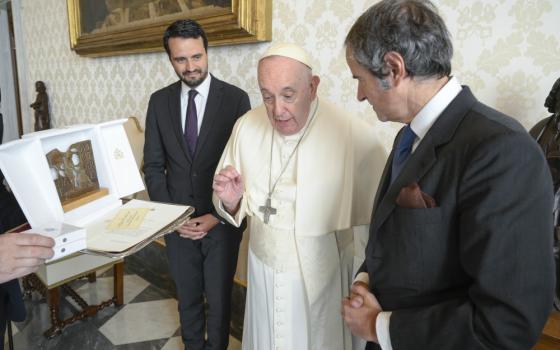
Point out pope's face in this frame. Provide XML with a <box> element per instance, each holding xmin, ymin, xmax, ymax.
<box><xmin>258</xmin><ymin>56</ymin><xmax>319</xmax><ymax>136</ymax></box>
<box><xmin>168</xmin><ymin>37</ymin><xmax>208</xmax><ymax>88</ymax></box>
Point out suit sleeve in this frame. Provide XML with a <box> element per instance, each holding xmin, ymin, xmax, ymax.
<box><xmin>143</xmin><ymin>95</ymin><xmax>172</xmax><ymax>203</ymax></box>
<box><xmin>389</xmin><ymin>132</ymin><xmax>555</xmax><ymax>349</ymax></box>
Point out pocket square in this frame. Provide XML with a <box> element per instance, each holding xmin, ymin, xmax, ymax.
<box><xmin>396</xmin><ymin>182</ymin><xmax>436</xmax><ymax>208</ymax></box>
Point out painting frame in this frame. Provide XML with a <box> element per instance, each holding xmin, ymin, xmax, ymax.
<box><xmin>66</xmin><ymin>0</ymin><xmax>272</xmax><ymax>57</ymax></box>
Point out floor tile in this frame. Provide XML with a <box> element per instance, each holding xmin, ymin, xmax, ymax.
<box><xmin>13</xmin><ymin>302</ymin><xmax>113</xmax><ymax>350</ymax></box>
<box><xmin>11</xmin><ymin>246</ymin><xmax>244</xmax><ymax>349</ymax></box>
<box><xmin>113</xmin><ymin>338</ymin><xmax>169</xmax><ymax>349</ymax></box>
<box><xmin>161</xmin><ymin>336</ymin><xmax>241</xmax><ymax>350</ymax></box>
<box><xmin>129</xmin><ymin>283</ymin><xmax>175</xmax><ymax>303</ymax></box>
<box><xmin>99</xmin><ymin>298</ymin><xmax>180</xmax><ymax>345</ymax></box>
<box><xmin>126</xmin><ymin>253</ymin><xmax>176</xmax><ymax>296</ymax></box>
<box><xmin>161</xmin><ymin>336</ymin><xmax>182</xmax><ymax>350</ymax></box>
<box><xmin>65</xmin><ymin>274</ymin><xmax>150</xmax><ymax>308</ymax></box>
<box><xmin>3</xmin><ymin>322</ymin><xmax>18</xmax><ymax>347</ymax></box>
<box><xmin>228</xmin><ymin>335</ymin><xmax>242</xmax><ymax>350</ymax></box>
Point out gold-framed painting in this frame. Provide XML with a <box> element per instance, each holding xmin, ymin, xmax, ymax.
<box><xmin>67</xmin><ymin>0</ymin><xmax>272</xmax><ymax>57</ymax></box>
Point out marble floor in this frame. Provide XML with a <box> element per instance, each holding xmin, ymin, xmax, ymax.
<box><xmin>4</xmin><ymin>257</ymin><xmax>242</xmax><ymax>350</ymax></box>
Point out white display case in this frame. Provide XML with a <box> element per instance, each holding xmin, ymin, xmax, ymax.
<box><xmin>0</xmin><ymin>119</ymin><xmax>143</xmax><ymax>286</ymax></box>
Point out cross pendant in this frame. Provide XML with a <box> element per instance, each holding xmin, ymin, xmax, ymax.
<box><xmin>258</xmin><ymin>196</ymin><xmax>277</xmax><ymax>224</ymax></box>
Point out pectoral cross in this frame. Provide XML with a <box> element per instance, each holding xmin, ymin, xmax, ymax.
<box><xmin>259</xmin><ymin>196</ymin><xmax>277</xmax><ymax>224</ymax></box>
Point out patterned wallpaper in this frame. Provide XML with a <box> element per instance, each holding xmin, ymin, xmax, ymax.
<box><xmin>18</xmin><ymin>0</ymin><xmax>560</xmax><ymax>151</ymax></box>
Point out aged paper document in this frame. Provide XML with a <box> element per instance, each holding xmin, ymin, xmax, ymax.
<box><xmin>84</xmin><ymin>199</ymin><xmax>194</xmax><ymax>257</ymax></box>
<box><xmin>107</xmin><ymin>208</ymin><xmax>151</xmax><ymax>230</ymax></box>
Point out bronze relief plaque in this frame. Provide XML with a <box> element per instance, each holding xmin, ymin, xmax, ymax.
<box><xmin>46</xmin><ymin>140</ymin><xmax>102</xmax><ymax>207</ymax></box>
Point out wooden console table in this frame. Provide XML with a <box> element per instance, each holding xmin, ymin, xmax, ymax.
<box><xmin>534</xmin><ymin>311</ymin><xmax>560</xmax><ymax>350</ymax></box>
<box><xmin>9</xmin><ymin>223</ymin><xmax>125</xmax><ymax>338</ymax></box>
<box><xmin>22</xmin><ymin>259</ymin><xmax>124</xmax><ymax>338</ymax></box>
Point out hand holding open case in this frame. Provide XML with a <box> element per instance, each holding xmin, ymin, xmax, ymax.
<box><xmin>0</xmin><ymin>120</ymin><xmax>193</xmax><ymax>264</ymax></box>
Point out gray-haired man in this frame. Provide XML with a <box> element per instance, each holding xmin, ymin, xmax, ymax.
<box><xmin>342</xmin><ymin>1</ymin><xmax>555</xmax><ymax>349</ymax></box>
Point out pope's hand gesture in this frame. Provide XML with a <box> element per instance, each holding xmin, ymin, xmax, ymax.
<box><xmin>213</xmin><ymin>165</ymin><xmax>244</xmax><ymax>215</ymax></box>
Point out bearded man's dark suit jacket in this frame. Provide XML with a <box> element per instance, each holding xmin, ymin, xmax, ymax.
<box><xmin>362</xmin><ymin>87</ymin><xmax>555</xmax><ymax>350</ymax></box>
<box><xmin>143</xmin><ymin>75</ymin><xmax>249</xmax><ymax>350</ymax></box>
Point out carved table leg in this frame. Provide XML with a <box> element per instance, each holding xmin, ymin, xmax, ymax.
<box><xmin>44</xmin><ymin>287</ymin><xmax>63</xmax><ymax>338</ymax></box>
<box><xmin>21</xmin><ymin>275</ymin><xmax>32</xmax><ymax>298</ymax></box>
<box><xmin>22</xmin><ymin>273</ymin><xmax>47</xmax><ymax>300</ymax></box>
<box><xmin>114</xmin><ymin>262</ymin><xmax>124</xmax><ymax>306</ymax></box>
<box><xmin>87</xmin><ymin>272</ymin><xmax>96</xmax><ymax>283</ymax></box>
<box><xmin>32</xmin><ymin>261</ymin><xmax>125</xmax><ymax>338</ymax></box>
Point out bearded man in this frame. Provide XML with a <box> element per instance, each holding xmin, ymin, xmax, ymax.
<box><xmin>143</xmin><ymin>19</ymin><xmax>250</xmax><ymax>350</ymax></box>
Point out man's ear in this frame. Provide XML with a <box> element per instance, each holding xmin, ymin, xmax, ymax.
<box><xmin>310</xmin><ymin>75</ymin><xmax>321</xmax><ymax>99</ymax></box>
<box><xmin>383</xmin><ymin>51</ymin><xmax>407</xmax><ymax>87</ymax></box>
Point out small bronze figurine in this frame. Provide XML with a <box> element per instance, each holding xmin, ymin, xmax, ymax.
<box><xmin>530</xmin><ymin>78</ymin><xmax>560</xmax><ymax>186</ymax></box>
<box><xmin>30</xmin><ymin>81</ymin><xmax>50</xmax><ymax>131</ymax></box>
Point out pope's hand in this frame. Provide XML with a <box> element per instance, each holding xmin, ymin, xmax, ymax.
<box><xmin>213</xmin><ymin>165</ymin><xmax>244</xmax><ymax>215</ymax></box>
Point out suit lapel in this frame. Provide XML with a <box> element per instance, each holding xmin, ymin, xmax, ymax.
<box><xmin>194</xmin><ymin>75</ymin><xmax>223</xmax><ymax>159</ymax></box>
<box><xmin>370</xmin><ymin>135</ymin><xmax>438</xmax><ymax>235</ymax></box>
<box><xmin>168</xmin><ymin>81</ymin><xmax>192</xmax><ymax>162</ymax></box>
<box><xmin>369</xmin><ymin>87</ymin><xmax>478</xmax><ymax>238</ymax></box>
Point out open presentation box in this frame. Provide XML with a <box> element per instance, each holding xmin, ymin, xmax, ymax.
<box><xmin>0</xmin><ymin>119</ymin><xmax>191</xmax><ymax>286</ymax></box>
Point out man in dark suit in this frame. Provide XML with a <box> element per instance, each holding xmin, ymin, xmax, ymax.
<box><xmin>143</xmin><ymin>19</ymin><xmax>250</xmax><ymax>350</ymax></box>
<box><xmin>1</xmin><ymin>229</ymin><xmax>54</xmax><ymax>350</ymax></box>
<box><xmin>1</xmin><ymin>89</ymin><xmax>54</xmax><ymax>350</ymax></box>
<box><xmin>0</xmin><ymin>223</ymin><xmax>54</xmax><ymax>348</ymax></box>
<box><xmin>341</xmin><ymin>1</ymin><xmax>555</xmax><ymax>349</ymax></box>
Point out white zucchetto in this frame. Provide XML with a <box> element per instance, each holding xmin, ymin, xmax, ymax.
<box><xmin>260</xmin><ymin>42</ymin><xmax>313</xmax><ymax>70</ymax></box>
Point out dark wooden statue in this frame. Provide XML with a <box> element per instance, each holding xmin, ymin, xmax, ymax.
<box><xmin>530</xmin><ymin>77</ymin><xmax>560</xmax><ymax>310</ymax></box>
<box><xmin>30</xmin><ymin>81</ymin><xmax>50</xmax><ymax>131</ymax></box>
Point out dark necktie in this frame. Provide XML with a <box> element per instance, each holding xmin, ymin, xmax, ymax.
<box><xmin>391</xmin><ymin>124</ymin><xmax>416</xmax><ymax>183</ymax></box>
<box><xmin>184</xmin><ymin>89</ymin><xmax>198</xmax><ymax>156</ymax></box>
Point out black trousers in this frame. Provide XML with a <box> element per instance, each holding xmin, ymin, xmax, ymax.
<box><xmin>165</xmin><ymin>223</ymin><xmax>242</xmax><ymax>350</ymax></box>
<box><xmin>365</xmin><ymin>342</ymin><xmax>382</xmax><ymax>350</ymax></box>
<box><xmin>0</xmin><ymin>291</ymin><xmax>5</xmax><ymax>350</ymax></box>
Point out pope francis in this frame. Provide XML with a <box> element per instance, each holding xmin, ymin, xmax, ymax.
<box><xmin>213</xmin><ymin>43</ymin><xmax>386</xmax><ymax>350</ymax></box>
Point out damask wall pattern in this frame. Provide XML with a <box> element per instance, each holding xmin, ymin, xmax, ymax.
<box><xmin>18</xmin><ymin>0</ymin><xmax>560</xmax><ymax>151</ymax></box>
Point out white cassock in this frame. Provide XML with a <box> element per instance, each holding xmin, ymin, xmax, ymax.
<box><xmin>213</xmin><ymin>97</ymin><xmax>386</xmax><ymax>350</ymax></box>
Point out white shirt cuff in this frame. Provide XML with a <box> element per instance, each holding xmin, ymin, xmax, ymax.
<box><xmin>376</xmin><ymin>311</ymin><xmax>393</xmax><ymax>350</ymax></box>
<box><xmin>354</xmin><ymin>272</ymin><xmax>369</xmax><ymax>285</ymax></box>
<box><xmin>217</xmin><ymin>197</ymin><xmax>246</xmax><ymax>227</ymax></box>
